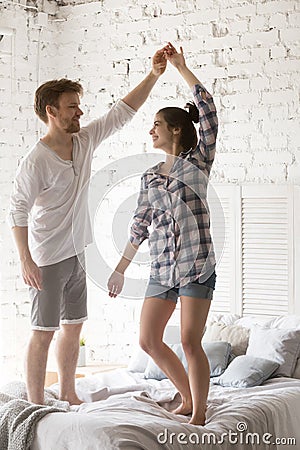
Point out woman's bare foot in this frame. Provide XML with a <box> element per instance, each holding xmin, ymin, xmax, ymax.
<box><xmin>61</xmin><ymin>395</ymin><xmax>83</xmax><ymax>405</ymax></box>
<box><xmin>172</xmin><ymin>399</ymin><xmax>192</xmax><ymax>416</ymax></box>
<box><xmin>188</xmin><ymin>405</ymin><xmax>207</xmax><ymax>426</ymax></box>
<box><xmin>189</xmin><ymin>412</ymin><xmax>206</xmax><ymax>426</ymax></box>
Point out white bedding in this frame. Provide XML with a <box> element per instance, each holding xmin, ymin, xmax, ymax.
<box><xmin>32</xmin><ymin>369</ymin><xmax>300</xmax><ymax>450</ymax></box>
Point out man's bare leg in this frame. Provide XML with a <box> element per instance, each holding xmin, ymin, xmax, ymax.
<box><xmin>25</xmin><ymin>330</ymin><xmax>55</xmax><ymax>404</ymax></box>
<box><xmin>55</xmin><ymin>322</ymin><xmax>83</xmax><ymax>404</ymax></box>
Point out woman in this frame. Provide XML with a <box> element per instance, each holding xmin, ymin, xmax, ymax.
<box><xmin>107</xmin><ymin>43</ymin><xmax>218</xmax><ymax>425</ymax></box>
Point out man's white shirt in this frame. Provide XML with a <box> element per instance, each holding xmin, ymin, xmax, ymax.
<box><xmin>8</xmin><ymin>99</ymin><xmax>136</xmax><ymax>266</ymax></box>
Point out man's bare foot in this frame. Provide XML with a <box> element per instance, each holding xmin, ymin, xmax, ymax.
<box><xmin>172</xmin><ymin>399</ymin><xmax>192</xmax><ymax>416</ymax></box>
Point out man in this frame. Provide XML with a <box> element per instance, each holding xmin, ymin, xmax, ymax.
<box><xmin>8</xmin><ymin>47</ymin><xmax>167</xmax><ymax>405</ymax></box>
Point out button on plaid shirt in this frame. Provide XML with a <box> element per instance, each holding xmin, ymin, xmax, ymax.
<box><xmin>130</xmin><ymin>84</ymin><xmax>218</xmax><ymax>288</ymax></box>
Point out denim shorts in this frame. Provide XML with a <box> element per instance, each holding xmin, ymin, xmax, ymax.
<box><xmin>144</xmin><ymin>272</ymin><xmax>216</xmax><ymax>303</ymax></box>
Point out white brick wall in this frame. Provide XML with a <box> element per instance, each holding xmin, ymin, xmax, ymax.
<box><xmin>0</xmin><ymin>0</ymin><xmax>299</xmax><ymax>380</ymax></box>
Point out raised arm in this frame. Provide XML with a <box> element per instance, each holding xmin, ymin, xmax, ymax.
<box><xmin>122</xmin><ymin>48</ymin><xmax>167</xmax><ymax>111</ymax></box>
<box><xmin>164</xmin><ymin>43</ymin><xmax>206</xmax><ymax>99</ymax></box>
<box><xmin>165</xmin><ymin>43</ymin><xmax>218</xmax><ymax>166</ymax></box>
<box><xmin>84</xmin><ymin>48</ymin><xmax>168</xmax><ymax>150</ymax></box>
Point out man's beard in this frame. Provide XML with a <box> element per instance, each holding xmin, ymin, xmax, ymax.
<box><xmin>64</xmin><ymin>121</ymin><xmax>80</xmax><ymax>134</ymax></box>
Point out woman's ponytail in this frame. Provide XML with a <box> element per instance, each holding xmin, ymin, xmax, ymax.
<box><xmin>185</xmin><ymin>101</ymin><xmax>199</xmax><ymax>124</ymax></box>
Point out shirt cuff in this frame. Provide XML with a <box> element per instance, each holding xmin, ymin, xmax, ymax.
<box><xmin>192</xmin><ymin>84</ymin><xmax>209</xmax><ymax>104</ymax></box>
<box><xmin>129</xmin><ymin>234</ymin><xmax>147</xmax><ymax>247</ymax></box>
<box><xmin>117</xmin><ymin>99</ymin><xmax>137</xmax><ymax>116</ymax></box>
<box><xmin>7</xmin><ymin>212</ymin><xmax>28</xmax><ymax>228</ymax></box>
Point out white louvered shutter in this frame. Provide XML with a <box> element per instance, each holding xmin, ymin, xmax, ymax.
<box><xmin>176</xmin><ymin>183</ymin><xmax>296</xmax><ymax>319</ymax></box>
<box><xmin>209</xmin><ymin>184</ymin><xmax>240</xmax><ymax>313</ymax></box>
<box><xmin>241</xmin><ymin>185</ymin><xmax>293</xmax><ymax>316</ymax></box>
<box><xmin>294</xmin><ymin>186</ymin><xmax>300</xmax><ymax>315</ymax></box>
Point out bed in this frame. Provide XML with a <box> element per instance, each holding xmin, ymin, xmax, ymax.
<box><xmin>2</xmin><ymin>314</ymin><xmax>300</xmax><ymax>450</ymax></box>
<box><xmin>31</xmin><ymin>371</ymin><xmax>300</xmax><ymax>450</ymax></box>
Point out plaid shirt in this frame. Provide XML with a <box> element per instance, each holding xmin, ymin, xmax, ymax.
<box><xmin>130</xmin><ymin>84</ymin><xmax>218</xmax><ymax>288</ymax></box>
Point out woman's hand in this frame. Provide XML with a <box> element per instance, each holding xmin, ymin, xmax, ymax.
<box><xmin>107</xmin><ymin>270</ymin><xmax>124</xmax><ymax>298</ymax></box>
<box><xmin>164</xmin><ymin>42</ymin><xmax>201</xmax><ymax>89</ymax></box>
<box><xmin>163</xmin><ymin>42</ymin><xmax>186</xmax><ymax>70</ymax></box>
<box><xmin>152</xmin><ymin>48</ymin><xmax>167</xmax><ymax>77</ymax></box>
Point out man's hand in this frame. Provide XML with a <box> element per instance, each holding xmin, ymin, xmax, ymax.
<box><xmin>107</xmin><ymin>270</ymin><xmax>124</xmax><ymax>298</ymax></box>
<box><xmin>151</xmin><ymin>48</ymin><xmax>167</xmax><ymax>77</ymax></box>
<box><xmin>122</xmin><ymin>47</ymin><xmax>167</xmax><ymax>110</ymax></box>
<box><xmin>163</xmin><ymin>42</ymin><xmax>186</xmax><ymax>70</ymax></box>
<box><xmin>21</xmin><ymin>257</ymin><xmax>43</xmax><ymax>291</ymax></box>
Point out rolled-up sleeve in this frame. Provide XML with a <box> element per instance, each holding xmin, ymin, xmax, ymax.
<box><xmin>192</xmin><ymin>84</ymin><xmax>218</xmax><ymax>167</ymax></box>
<box><xmin>8</xmin><ymin>161</ymin><xmax>42</xmax><ymax>227</ymax></box>
<box><xmin>129</xmin><ymin>178</ymin><xmax>153</xmax><ymax>246</ymax></box>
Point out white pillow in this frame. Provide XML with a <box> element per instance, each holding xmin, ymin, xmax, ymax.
<box><xmin>144</xmin><ymin>343</ymin><xmax>185</xmax><ymax>380</ymax></box>
<box><xmin>246</xmin><ymin>326</ymin><xmax>300</xmax><ymax>377</ymax></box>
<box><xmin>203</xmin><ymin>323</ymin><xmax>249</xmax><ymax>356</ymax></box>
<box><xmin>263</xmin><ymin>315</ymin><xmax>300</xmax><ymax>330</ymax></box>
<box><xmin>163</xmin><ymin>325</ymin><xmax>181</xmax><ymax>345</ymax></box>
<box><xmin>144</xmin><ymin>342</ymin><xmax>232</xmax><ymax>380</ymax></box>
<box><xmin>234</xmin><ymin>316</ymin><xmax>267</xmax><ymax>329</ymax></box>
<box><xmin>213</xmin><ymin>355</ymin><xmax>279</xmax><ymax>388</ymax></box>
<box><xmin>203</xmin><ymin>342</ymin><xmax>232</xmax><ymax>377</ymax></box>
<box><xmin>128</xmin><ymin>325</ymin><xmax>181</xmax><ymax>372</ymax></box>
<box><xmin>207</xmin><ymin>313</ymin><xmax>240</xmax><ymax>326</ymax></box>
<box><xmin>128</xmin><ymin>349</ymin><xmax>149</xmax><ymax>373</ymax></box>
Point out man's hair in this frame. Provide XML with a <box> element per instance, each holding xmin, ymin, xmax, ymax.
<box><xmin>34</xmin><ymin>78</ymin><xmax>83</xmax><ymax>124</ymax></box>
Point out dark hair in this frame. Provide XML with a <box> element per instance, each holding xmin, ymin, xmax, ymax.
<box><xmin>157</xmin><ymin>101</ymin><xmax>199</xmax><ymax>151</ymax></box>
<box><xmin>34</xmin><ymin>78</ymin><xmax>83</xmax><ymax>124</ymax></box>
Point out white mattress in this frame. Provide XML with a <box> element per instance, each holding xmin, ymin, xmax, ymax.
<box><xmin>32</xmin><ymin>369</ymin><xmax>300</xmax><ymax>450</ymax></box>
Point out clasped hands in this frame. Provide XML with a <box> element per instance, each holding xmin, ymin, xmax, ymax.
<box><xmin>152</xmin><ymin>41</ymin><xmax>186</xmax><ymax>77</ymax></box>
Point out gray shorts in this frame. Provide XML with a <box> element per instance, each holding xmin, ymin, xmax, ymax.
<box><xmin>29</xmin><ymin>254</ymin><xmax>88</xmax><ymax>331</ymax></box>
<box><xmin>145</xmin><ymin>272</ymin><xmax>216</xmax><ymax>303</ymax></box>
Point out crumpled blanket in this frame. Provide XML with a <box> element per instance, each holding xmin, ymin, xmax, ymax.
<box><xmin>0</xmin><ymin>381</ymin><xmax>69</xmax><ymax>450</ymax></box>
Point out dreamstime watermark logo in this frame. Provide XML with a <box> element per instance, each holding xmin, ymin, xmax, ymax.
<box><xmin>72</xmin><ymin>153</ymin><xmax>226</xmax><ymax>299</ymax></box>
<box><xmin>157</xmin><ymin>421</ymin><xmax>297</xmax><ymax>446</ymax></box>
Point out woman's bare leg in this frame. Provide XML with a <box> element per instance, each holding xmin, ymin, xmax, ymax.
<box><xmin>139</xmin><ymin>297</ymin><xmax>192</xmax><ymax>410</ymax></box>
<box><xmin>180</xmin><ymin>296</ymin><xmax>211</xmax><ymax>425</ymax></box>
